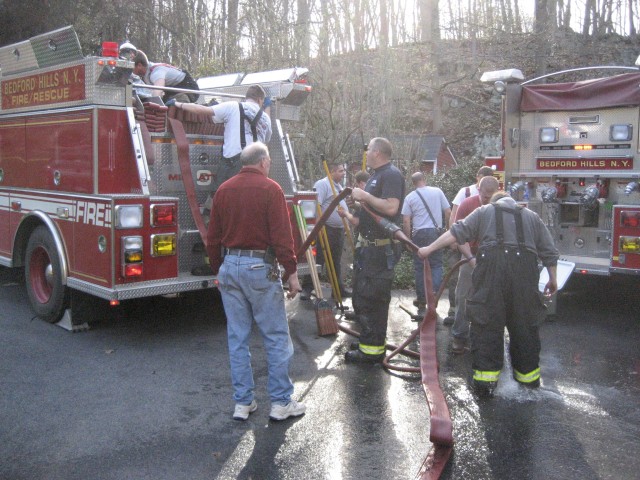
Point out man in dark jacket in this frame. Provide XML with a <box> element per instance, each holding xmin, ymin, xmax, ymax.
<box><xmin>419</xmin><ymin>191</ymin><xmax>558</xmax><ymax>396</ymax></box>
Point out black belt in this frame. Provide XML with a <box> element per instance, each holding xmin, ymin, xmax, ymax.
<box><xmin>224</xmin><ymin>248</ymin><xmax>266</xmax><ymax>258</ymax></box>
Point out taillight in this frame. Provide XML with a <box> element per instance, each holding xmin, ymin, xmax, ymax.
<box><xmin>124</xmin><ymin>263</ymin><xmax>143</xmax><ymax>277</ymax></box>
<box><xmin>151</xmin><ymin>204</ymin><xmax>176</xmax><ymax>227</ymax></box>
<box><xmin>619</xmin><ymin>236</ymin><xmax>640</xmax><ymax>253</ymax></box>
<box><xmin>621</xmin><ymin>211</ymin><xmax>640</xmax><ymax>227</ymax></box>
<box><xmin>122</xmin><ymin>236</ymin><xmax>143</xmax><ymax>277</ymax></box>
<box><xmin>151</xmin><ymin>234</ymin><xmax>176</xmax><ymax>256</ymax></box>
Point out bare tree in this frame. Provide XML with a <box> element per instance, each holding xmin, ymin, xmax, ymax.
<box><xmin>296</xmin><ymin>0</ymin><xmax>311</xmax><ymax>63</ymax></box>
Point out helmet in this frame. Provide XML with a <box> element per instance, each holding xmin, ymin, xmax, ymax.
<box><xmin>119</xmin><ymin>41</ymin><xmax>137</xmax><ymax>59</ymax></box>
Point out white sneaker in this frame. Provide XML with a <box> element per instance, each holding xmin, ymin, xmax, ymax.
<box><xmin>233</xmin><ymin>400</ymin><xmax>257</xmax><ymax>421</ymax></box>
<box><xmin>269</xmin><ymin>400</ymin><xmax>306</xmax><ymax>421</ymax></box>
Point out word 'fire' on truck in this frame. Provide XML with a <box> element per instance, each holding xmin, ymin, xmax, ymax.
<box><xmin>0</xmin><ymin>26</ymin><xmax>317</xmax><ymax>330</ymax></box>
<box><xmin>481</xmin><ymin>58</ymin><xmax>640</xmax><ymax>278</ymax></box>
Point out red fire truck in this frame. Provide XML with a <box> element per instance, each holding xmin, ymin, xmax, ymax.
<box><xmin>0</xmin><ymin>26</ymin><xmax>316</xmax><ymax>330</ymax></box>
<box><xmin>481</xmin><ymin>60</ymin><xmax>640</xmax><ymax>278</ymax></box>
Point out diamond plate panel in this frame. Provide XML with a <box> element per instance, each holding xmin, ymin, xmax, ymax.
<box><xmin>30</xmin><ymin>27</ymin><xmax>83</xmax><ymax>69</ymax></box>
<box><xmin>519</xmin><ymin>107</ymin><xmax>639</xmax><ymax>170</ymax></box>
<box><xmin>148</xmin><ymin>139</ymin><xmax>222</xmax><ymax>273</ymax></box>
<box><xmin>0</xmin><ymin>40</ymin><xmax>37</xmax><ymax>76</ymax></box>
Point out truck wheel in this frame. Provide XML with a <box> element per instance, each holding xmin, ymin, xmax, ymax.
<box><xmin>25</xmin><ymin>226</ymin><xmax>68</xmax><ymax>323</ymax></box>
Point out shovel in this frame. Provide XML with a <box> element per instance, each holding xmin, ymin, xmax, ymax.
<box><xmin>293</xmin><ymin>205</ymin><xmax>338</xmax><ymax>336</ymax></box>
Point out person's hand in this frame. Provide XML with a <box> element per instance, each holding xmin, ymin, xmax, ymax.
<box><xmin>263</xmin><ymin>97</ymin><xmax>272</xmax><ymax>108</ymax></box>
<box><xmin>165</xmin><ymin>98</ymin><xmax>176</xmax><ymax>107</ymax></box>
<box><xmin>345</xmin><ymin>196</ymin><xmax>355</xmax><ymax>208</ymax></box>
<box><xmin>286</xmin><ymin>272</ymin><xmax>301</xmax><ymax>299</ymax></box>
<box><xmin>351</xmin><ymin>187</ymin><xmax>366</xmax><ymax>202</ymax></box>
<box><xmin>418</xmin><ymin>246</ymin><xmax>431</xmax><ymax>259</ymax></box>
<box><xmin>543</xmin><ymin>279</ymin><xmax>557</xmax><ymax>297</ymax></box>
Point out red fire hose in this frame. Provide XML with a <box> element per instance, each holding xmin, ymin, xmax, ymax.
<box><xmin>342</xmin><ymin>204</ymin><xmax>467</xmax><ymax>479</ymax></box>
<box><xmin>303</xmin><ymin>193</ymin><xmax>461</xmax><ymax>478</ymax></box>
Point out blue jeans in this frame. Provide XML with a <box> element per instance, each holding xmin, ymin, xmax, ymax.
<box><xmin>412</xmin><ymin>228</ymin><xmax>443</xmax><ymax>304</ymax></box>
<box><xmin>217</xmin><ymin>254</ymin><xmax>294</xmax><ymax>406</ymax></box>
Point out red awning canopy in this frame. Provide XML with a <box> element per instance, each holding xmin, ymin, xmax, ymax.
<box><xmin>521</xmin><ymin>72</ymin><xmax>640</xmax><ymax>112</ymax></box>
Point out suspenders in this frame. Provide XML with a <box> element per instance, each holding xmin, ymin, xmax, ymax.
<box><xmin>493</xmin><ymin>203</ymin><xmax>526</xmax><ymax>251</ymax></box>
<box><xmin>238</xmin><ymin>102</ymin><xmax>265</xmax><ymax>148</ymax></box>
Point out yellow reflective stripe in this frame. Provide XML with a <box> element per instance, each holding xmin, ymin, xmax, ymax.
<box><xmin>514</xmin><ymin>368</ymin><xmax>540</xmax><ymax>383</ymax></box>
<box><xmin>359</xmin><ymin>343</ymin><xmax>385</xmax><ymax>355</ymax></box>
<box><xmin>473</xmin><ymin>370</ymin><xmax>500</xmax><ymax>382</ymax></box>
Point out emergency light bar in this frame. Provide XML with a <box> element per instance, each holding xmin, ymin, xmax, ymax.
<box><xmin>101</xmin><ymin>42</ymin><xmax>118</xmax><ymax>57</ymax></box>
<box><xmin>241</xmin><ymin>68</ymin><xmax>309</xmax><ymax>85</ymax></box>
<box><xmin>198</xmin><ymin>73</ymin><xmax>244</xmax><ymax>89</ymax></box>
<box><xmin>480</xmin><ymin>69</ymin><xmax>524</xmax><ymax>83</ymax></box>
<box><xmin>540</xmin><ymin>144</ymin><xmax>631</xmax><ymax>151</ymax></box>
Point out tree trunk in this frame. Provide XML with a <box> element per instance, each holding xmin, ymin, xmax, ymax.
<box><xmin>296</xmin><ymin>0</ymin><xmax>311</xmax><ymax>62</ymax></box>
<box><xmin>583</xmin><ymin>0</ymin><xmax>595</xmax><ymax>35</ymax></box>
<box><xmin>225</xmin><ymin>0</ymin><xmax>239</xmax><ymax>68</ymax></box>
<box><xmin>534</xmin><ymin>0</ymin><xmax>550</xmax><ymax>78</ymax></box>
<box><xmin>380</xmin><ymin>0</ymin><xmax>389</xmax><ymax>47</ymax></box>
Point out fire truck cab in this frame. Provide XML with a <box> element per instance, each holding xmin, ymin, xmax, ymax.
<box><xmin>482</xmin><ymin>60</ymin><xmax>640</xmax><ymax>277</ymax></box>
<box><xmin>0</xmin><ymin>26</ymin><xmax>316</xmax><ymax>330</ymax></box>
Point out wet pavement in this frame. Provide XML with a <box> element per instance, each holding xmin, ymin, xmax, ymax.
<box><xmin>0</xmin><ymin>267</ymin><xmax>638</xmax><ymax>479</ymax></box>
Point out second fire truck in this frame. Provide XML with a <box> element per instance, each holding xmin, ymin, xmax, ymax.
<box><xmin>481</xmin><ymin>59</ymin><xmax>640</xmax><ymax>278</ymax></box>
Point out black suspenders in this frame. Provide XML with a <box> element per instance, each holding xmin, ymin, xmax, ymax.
<box><xmin>494</xmin><ymin>204</ymin><xmax>526</xmax><ymax>250</ymax></box>
<box><xmin>238</xmin><ymin>102</ymin><xmax>265</xmax><ymax>148</ymax></box>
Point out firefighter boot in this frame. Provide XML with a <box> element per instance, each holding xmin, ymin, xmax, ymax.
<box><xmin>472</xmin><ymin>380</ymin><xmax>497</xmax><ymax>398</ymax></box>
<box><xmin>345</xmin><ymin>349</ymin><xmax>384</xmax><ymax>364</ymax></box>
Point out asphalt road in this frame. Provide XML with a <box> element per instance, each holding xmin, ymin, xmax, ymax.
<box><xmin>0</xmin><ymin>267</ymin><xmax>638</xmax><ymax>480</ymax></box>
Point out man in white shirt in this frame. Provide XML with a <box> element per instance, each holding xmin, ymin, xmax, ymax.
<box><xmin>301</xmin><ymin>163</ymin><xmax>350</xmax><ymax>300</ymax></box>
<box><xmin>170</xmin><ymin>84</ymin><xmax>272</xmax><ymax>192</ymax></box>
<box><xmin>401</xmin><ymin>172</ymin><xmax>451</xmax><ymax>316</ymax></box>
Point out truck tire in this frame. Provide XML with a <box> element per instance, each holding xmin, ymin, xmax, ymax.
<box><xmin>25</xmin><ymin>226</ymin><xmax>68</xmax><ymax>323</ymax></box>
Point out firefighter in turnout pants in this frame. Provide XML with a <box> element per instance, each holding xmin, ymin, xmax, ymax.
<box><xmin>418</xmin><ymin>192</ymin><xmax>558</xmax><ymax>396</ymax></box>
<box><xmin>346</xmin><ymin>137</ymin><xmax>405</xmax><ymax>363</ymax></box>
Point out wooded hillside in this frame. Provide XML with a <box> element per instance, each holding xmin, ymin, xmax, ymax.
<box><xmin>1</xmin><ymin>1</ymin><xmax>638</xmax><ymax>192</ymax></box>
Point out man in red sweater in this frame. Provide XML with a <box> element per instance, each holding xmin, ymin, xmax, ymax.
<box><xmin>207</xmin><ymin>142</ymin><xmax>305</xmax><ymax>422</ymax></box>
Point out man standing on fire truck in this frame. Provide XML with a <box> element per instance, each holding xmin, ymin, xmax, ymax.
<box><xmin>419</xmin><ymin>191</ymin><xmax>558</xmax><ymax>396</ymax></box>
<box><xmin>132</xmin><ymin>51</ymin><xmax>199</xmax><ymax>103</ymax></box>
<box><xmin>206</xmin><ymin>142</ymin><xmax>306</xmax><ymax>421</ymax></box>
<box><xmin>169</xmin><ymin>85</ymin><xmax>272</xmax><ymax>192</ymax></box>
<box><xmin>346</xmin><ymin>137</ymin><xmax>405</xmax><ymax>364</ymax></box>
